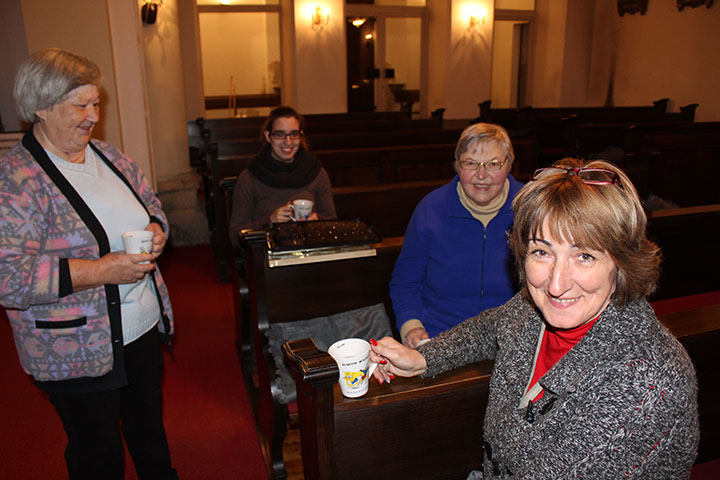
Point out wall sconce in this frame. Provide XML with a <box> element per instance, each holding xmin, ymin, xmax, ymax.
<box><xmin>464</xmin><ymin>4</ymin><xmax>487</xmax><ymax>32</ymax></box>
<box><xmin>141</xmin><ymin>0</ymin><xmax>163</xmax><ymax>25</ymax></box>
<box><xmin>312</xmin><ymin>6</ymin><xmax>330</xmax><ymax>30</ymax></box>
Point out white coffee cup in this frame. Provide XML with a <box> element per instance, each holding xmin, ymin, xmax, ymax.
<box><xmin>122</xmin><ymin>230</ymin><xmax>154</xmax><ymax>262</ymax></box>
<box><xmin>289</xmin><ymin>199</ymin><xmax>313</xmax><ymax>221</ymax></box>
<box><xmin>327</xmin><ymin>338</ymin><xmax>378</xmax><ymax>398</ymax></box>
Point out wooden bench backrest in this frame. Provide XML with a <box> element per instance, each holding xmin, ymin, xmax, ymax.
<box><xmin>242</xmin><ymin>234</ymin><xmax>403</xmax><ymax>332</ymax></box>
<box><xmin>216</xmin><ymin>128</ymin><xmax>464</xmax><ymax>157</ymax></box>
<box><xmin>0</xmin><ymin>131</ymin><xmax>24</xmax><ymax>156</ymax></box>
<box><xmin>647</xmin><ymin>205</ymin><xmax>720</xmax><ymax>300</ymax></box>
<box><xmin>333</xmin><ymin>179</ymin><xmax>449</xmax><ymax>238</ymax></box>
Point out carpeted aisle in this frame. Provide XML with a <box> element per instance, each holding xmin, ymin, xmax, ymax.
<box><xmin>0</xmin><ymin>244</ymin><xmax>268</xmax><ymax>479</ymax></box>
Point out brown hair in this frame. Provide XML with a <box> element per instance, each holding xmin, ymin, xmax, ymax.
<box><xmin>261</xmin><ymin>105</ymin><xmax>309</xmax><ymax>151</ymax></box>
<box><xmin>509</xmin><ymin>158</ymin><xmax>661</xmax><ymax>305</ymax></box>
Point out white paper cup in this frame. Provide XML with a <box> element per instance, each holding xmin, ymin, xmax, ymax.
<box><xmin>122</xmin><ymin>230</ymin><xmax>154</xmax><ymax>260</ymax></box>
<box><xmin>328</xmin><ymin>338</ymin><xmax>378</xmax><ymax>398</ymax></box>
<box><xmin>290</xmin><ymin>199</ymin><xmax>313</xmax><ymax>221</ymax></box>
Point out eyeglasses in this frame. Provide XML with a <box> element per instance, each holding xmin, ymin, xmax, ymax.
<box><xmin>532</xmin><ymin>166</ymin><xmax>622</xmax><ymax>187</ymax></box>
<box><xmin>269</xmin><ymin>130</ymin><xmax>302</xmax><ymax>140</ymax></box>
<box><xmin>458</xmin><ymin>158</ymin><xmax>508</xmax><ymax>172</ymax></box>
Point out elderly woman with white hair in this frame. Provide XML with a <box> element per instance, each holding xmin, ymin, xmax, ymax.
<box><xmin>390</xmin><ymin>123</ymin><xmax>524</xmax><ymax>348</ymax></box>
<box><xmin>0</xmin><ymin>48</ymin><xmax>177</xmax><ymax>479</ymax></box>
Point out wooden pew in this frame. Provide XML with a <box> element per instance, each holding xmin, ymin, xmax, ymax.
<box><xmin>646</xmin><ymin>205</ymin><xmax>720</xmax><ymax>301</ymax></box>
<box><xmin>332</xmin><ymin>179</ymin><xmax>449</xmax><ymax>238</ymax></box>
<box><xmin>636</xmin><ymin>131</ymin><xmax>720</xmax><ymax>207</ymax></box>
<box><xmin>274</xmin><ymin>206</ymin><xmax>720</xmax><ymax>479</ymax></box>
<box><xmin>213</xmin><ymin>127</ymin><xmax>464</xmax><ymax>158</ymax></box>
<box><xmin>477</xmin><ymin>98</ymin><xmax>671</xmax><ymax>129</ymax></box>
<box><xmin>0</xmin><ymin>131</ymin><xmax>24</xmax><ymax>156</ymax></box>
<box><xmin>238</xmin><ymin>232</ymin><xmax>403</xmax><ymax>479</ymax></box>
<box><xmin>283</xmin><ymin>301</ymin><xmax>720</xmax><ymax>479</ymax></box>
<box><xmin>208</xmin><ymin>117</ymin><xmax>443</xmax><ymax>142</ymax></box>
<box><xmin>189</xmin><ymin>112</ymin><xmax>443</xmax><ymax>167</ymax></box>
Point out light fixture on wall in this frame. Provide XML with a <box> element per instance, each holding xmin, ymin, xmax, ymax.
<box><xmin>312</xmin><ymin>6</ymin><xmax>330</xmax><ymax>30</ymax></box>
<box><xmin>465</xmin><ymin>4</ymin><xmax>487</xmax><ymax>32</ymax></box>
<box><xmin>141</xmin><ymin>0</ymin><xmax>163</xmax><ymax>25</ymax></box>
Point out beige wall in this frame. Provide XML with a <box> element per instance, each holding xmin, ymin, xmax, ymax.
<box><xmin>293</xmin><ymin>0</ymin><xmax>347</xmax><ymax>113</ymax></box>
<box><xmin>439</xmin><ymin>0</ymin><xmax>494</xmax><ymax>118</ymax></box>
<box><xmin>527</xmin><ymin>0</ymin><xmax>568</xmax><ymax>107</ymax></box>
<box><xmin>427</xmin><ymin>0</ymin><xmax>452</xmax><ymax>115</ymax></box>
<box><xmin>0</xmin><ymin>0</ymin><xmax>28</xmax><ymax>131</ymax></box>
<box><xmin>19</xmin><ymin>0</ymin><xmax>121</xmax><ymax>148</ymax></box>
<box><xmin>603</xmin><ymin>0</ymin><xmax>720</xmax><ymax>120</ymax></box>
<box><xmin>198</xmin><ymin>12</ymin><xmax>280</xmax><ymax>96</ymax></box>
<box><xmin>140</xmin><ymin>0</ymin><xmax>192</xmax><ymax>180</ymax></box>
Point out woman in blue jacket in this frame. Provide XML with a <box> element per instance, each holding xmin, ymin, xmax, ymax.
<box><xmin>391</xmin><ymin>123</ymin><xmax>524</xmax><ymax>347</ymax></box>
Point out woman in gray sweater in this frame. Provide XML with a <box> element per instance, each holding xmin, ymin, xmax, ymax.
<box><xmin>370</xmin><ymin>159</ymin><xmax>698</xmax><ymax>479</ymax></box>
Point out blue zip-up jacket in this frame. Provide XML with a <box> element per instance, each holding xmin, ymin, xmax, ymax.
<box><xmin>390</xmin><ymin>175</ymin><xmax>524</xmax><ymax>337</ymax></box>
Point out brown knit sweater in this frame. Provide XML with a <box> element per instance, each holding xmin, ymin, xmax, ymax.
<box><xmin>228</xmin><ymin>168</ymin><xmax>336</xmax><ymax>244</ymax></box>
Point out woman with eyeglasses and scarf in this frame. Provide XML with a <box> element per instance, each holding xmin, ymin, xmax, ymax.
<box><xmin>390</xmin><ymin>123</ymin><xmax>524</xmax><ymax>348</ymax></box>
<box><xmin>228</xmin><ymin>106</ymin><xmax>336</xmax><ymax>241</ymax></box>
<box><xmin>371</xmin><ymin>158</ymin><xmax>698</xmax><ymax>479</ymax></box>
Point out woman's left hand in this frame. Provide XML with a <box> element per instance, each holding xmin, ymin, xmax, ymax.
<box><xmin>306</xmin><ymin>212</ymin><xmax>319</xmax><ymax>221</ymax></box>
<box><xmin>146</xmin><ymin>222</ymin><xmax>166</xmax><ymax>259</ymax></box>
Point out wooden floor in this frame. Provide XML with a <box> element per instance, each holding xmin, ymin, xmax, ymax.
<box><xmin>283</xmin><ymin>417</ymin><xmax>304</xmax><ymax>480</ymax></box>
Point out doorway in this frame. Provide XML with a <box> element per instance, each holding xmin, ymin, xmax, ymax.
<box><xmin>346</xmin><ymin>17</ymin><xmax>377</xmax><ymax>112</ymax></box>
<box><xmin>346</xmin><ymin>5</ymin><xmax>427</xmax><ymax>115</ymax></box>
<box><xmin>491</xmin><ymin>20</ymin><xmax>530</xmax><ymax>108</ymax></box>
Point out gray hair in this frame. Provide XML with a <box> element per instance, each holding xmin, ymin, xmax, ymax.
<box><xmin>13</xmin><ymin>48</ymin><xmax>102</xmax><ymax>123</ymax></box>
<box><xmin>454</xmin><ymin>122</ymin><xmax>514</xmax><ymax>165</ymax></box>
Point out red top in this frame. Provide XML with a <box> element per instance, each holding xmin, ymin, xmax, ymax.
<box><xmin>527</xmin><ymin>317</ymin><xmax>598</xmax><ymax>402</ymax></box>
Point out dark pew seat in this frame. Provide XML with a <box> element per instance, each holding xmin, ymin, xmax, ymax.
<box><xmin>283</xmin><ymin>300</ymin><xmax>720</xmax><ymax>479</ymax></box>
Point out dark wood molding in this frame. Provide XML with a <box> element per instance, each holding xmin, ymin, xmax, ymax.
<box><xmin>617</xmin><ymin>0</ymin><xmax>648</xmax><ymax>16</ymax></box>
<box><xmin>676</xmin><ymin>0</ymin><xmax>714</xmax><ymax>10</ymax></box>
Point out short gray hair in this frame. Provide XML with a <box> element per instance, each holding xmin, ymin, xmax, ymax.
<box><xmin>13</xmin><ymin>48</ymin><xmax>102</xmax><ymax>123</ymax></box>
<box><xmin>454</xmin><ymin>122</ymin><xmax>514</xmax><ymax>166</ymax></box>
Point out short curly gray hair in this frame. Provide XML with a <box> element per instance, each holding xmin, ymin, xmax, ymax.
<box><xmin>13</xmin><ymin>48</ymin><xmax>102</xmax><ymax>123</ymax></box>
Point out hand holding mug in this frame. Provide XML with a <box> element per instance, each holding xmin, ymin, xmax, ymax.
<box><xmin>289</xmin><ymin>199</ymin><xmax>314</xmax><ymax>221</ymax></box>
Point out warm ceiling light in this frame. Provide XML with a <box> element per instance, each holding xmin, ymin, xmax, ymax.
<box><xmin>364</xmin><ymin>33</ymin><xmax>373</xmax><ymax>40</ymax></box>
<box><xmin>352</xmin><ymin>18</ymin><xmax>366</xmax><ymax>28</ymax></box>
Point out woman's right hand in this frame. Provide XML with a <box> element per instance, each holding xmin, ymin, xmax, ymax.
<box><xmin>270</xmin><ymin>204</ymin><xmax>294</xmax><ymax>223</ymax></box>
<box><xmin>403</xmin><ymin>327</ymin><xmax>430</xmax><ymax>349</ymax></box>
<box><xmin>69</xmin><ymin>252</ymin><xmax>155</xmax><ymax>292</ymax></box>
<box><xmin>369</xmin><ymin>337</ymin><xmax>427</xmax><ymax>383</ymax></box>
<box><xmin>97</xmin><ymin>252</ymin><xmax>155</xmax><ymax>285</ymax></box>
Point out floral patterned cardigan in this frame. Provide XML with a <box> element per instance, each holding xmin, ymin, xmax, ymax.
<box><xmin>0</xmin><ymin>130</ymin><xmax>174</xmax><ymax>388</ymax></box>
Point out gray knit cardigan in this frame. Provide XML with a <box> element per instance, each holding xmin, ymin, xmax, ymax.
<box><xmin>419</xmin><ymin>292</ymin><xmax>699</xmax><ymax>479</ymax></box>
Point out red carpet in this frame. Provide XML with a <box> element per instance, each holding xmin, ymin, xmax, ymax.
<box><xmin>0</xmin><ymin>244</ymin><xmax>268</xmax><ymax>479</ymax></box>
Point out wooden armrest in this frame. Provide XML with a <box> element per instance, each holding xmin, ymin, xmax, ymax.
<box><xmin>283</xmin><ymin>337</ymin><xmax>493</xmax><ymax>479</ymax></box>
<box><xmin>283</xmin><ymin>338</ymin><xmax>339</xmax><ymax>385</ymax></box>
